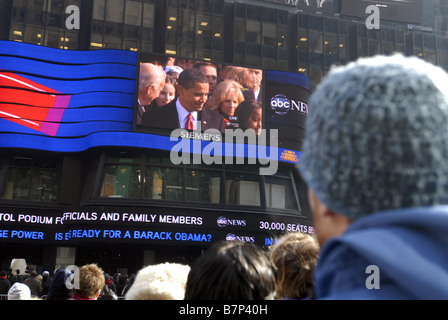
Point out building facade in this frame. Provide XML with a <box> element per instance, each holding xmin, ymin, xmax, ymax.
<box><xmin>2</xmin><ymin>0</ymin><xmax>447</xmax><ymax>87</ymax></box>
<box><xmin>0</xmin><ymin>0</ymin><xmax>447</xmax><ymax>275</ymax></box>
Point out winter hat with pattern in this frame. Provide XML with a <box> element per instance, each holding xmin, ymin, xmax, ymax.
<box><xmin>299</xmin><ymin>54</ymin><xmax>448</xmax><ymax>220</ymax></box>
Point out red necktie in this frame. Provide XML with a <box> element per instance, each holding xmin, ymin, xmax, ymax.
<box><xmin>186</xmin><ymin>113</ymin><xmax>194</xmax><ymax>130</ymax></box>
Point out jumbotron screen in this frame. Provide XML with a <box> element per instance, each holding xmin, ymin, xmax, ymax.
<box><xmin>135</xmin><ymin>53</ymin><xmax>310</xmax><ymax>152</ymax></box>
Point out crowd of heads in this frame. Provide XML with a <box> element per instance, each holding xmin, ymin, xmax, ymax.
<box><xmin>0</xmin><ymin>232</ymin><xmax>319</xmax><ymax>301</ymax></box>
<box><xmin>137</xmin><ymin>55</ymin><xmax>264</xmax><ymax>135</ymax></box>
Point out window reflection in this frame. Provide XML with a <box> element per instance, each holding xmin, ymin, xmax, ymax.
<box><xmin>95</xmin><ymin>152</ymin><xmax>300</xmax><ymax>211</ymax></box>
<box><xmin>2</xmin><ymin>157</ymin><xmax>60</xmax><ymax>202</ymax></box>
<box><xmin>264</xmin><ymin>174</ymin><xmax>298</xmax><ymax>210</ymax></box>
<box><xmin>100</xmin><ymin>164</ymin><xmax>142</xmax><ymax>198</ymax></box>
<box><xmin>144</xmin><ymin>167</ymin><xmax>183</xmax><ymax>201</ymax></box>
<box><xmin>186</xmin><ymin>170</ymin><xmax>221</xmax><ymax>203</ymax></box>
<box><xmin>225</xmin><ymin>172</ymin><xmax>261</xmax><ymax>206</ymax></box>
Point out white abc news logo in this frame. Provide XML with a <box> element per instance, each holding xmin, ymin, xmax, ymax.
<box><xmin>270</xmin><ymin>94</ymin><xmax>308</xmax><ymax>115</ymax></box>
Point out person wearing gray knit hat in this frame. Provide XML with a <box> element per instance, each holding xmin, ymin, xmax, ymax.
<box><xmin>299</xmin><ymin>54</ymin><xmax>448</xmax><ymax>299</ymax></box>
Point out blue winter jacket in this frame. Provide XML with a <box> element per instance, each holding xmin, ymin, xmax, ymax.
<box><xmin>314</xmin><ymin>206</ymin><xmax>448</xmax><ymax>299</ymax></box>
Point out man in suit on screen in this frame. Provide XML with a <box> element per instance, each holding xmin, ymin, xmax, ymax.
<box><xmin>141</xmin><ymin>68</ymin><xmax>225</xmax><ymax>132</ymax></box>
<box><xmin>136</xmin><ymin>63</ymin><xmax>166</xmax><ymax>125</ymax></box>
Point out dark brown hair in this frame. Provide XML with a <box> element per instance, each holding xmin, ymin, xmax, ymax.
<box><xmin>177</xmin><ymin>67</ymin><xmax>208</xmax><ymax>90</ymax></box>
<box><xmin>184</xmin><ymin>241</ymin><xmax>277</xmax><ymax>300</ymax></box>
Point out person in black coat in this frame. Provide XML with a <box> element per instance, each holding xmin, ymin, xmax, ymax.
<box><xmin>0</xmin><ymin>271</ymin><xmax>11</xmax><ymax>295</ymax></box>
<box><xmin>141</xmin><ymin>68</ymin><xmax>225</xmax><ymax>132</ymax></box>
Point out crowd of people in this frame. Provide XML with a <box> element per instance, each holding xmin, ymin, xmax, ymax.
<box><xmin>0</xmin><ymin>233</ymin><xmax>319</xmax><ymax>300</ymax></box>
<box><xmin>136</xmin><ymin>56</ymin><xmax>263</xmax><ymax>136</ymax></box>
<box><xmin>3</xmin><ymin>53</ymin><xmax>448</xmax><ymax>300</ymax></box>
<box><xmin>0</xmin><ymin>264</ymin><xmax>137</xmax><ymax>300</ymax></box>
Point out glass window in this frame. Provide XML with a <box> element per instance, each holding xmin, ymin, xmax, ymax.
<box><xmin>11</xmin><ymin>5</ymin><xmax>26</xmax><ymax>24</ymax></box>
<box><xmin>413</xmin><ymin>33</ymin><xmax>423</xmax><ymax>58</ymax></box>
<box><xmin>309</xmin><ymin>16</ymin><xmax>323</xmax><ymax>54</ymax></box>
<box><xmin>12</xmin><ymin>0</ymin><xmax>26</xmax><ymax>7</ymax></box>
<box><xmin>45</xmin><ymin>28</ymin><xmax>64</xmax><ymax>48</ymax></box>
<box><xmin>324</xmin><ymin>17</ymin><xmax>338</xmax><ymax>70</ymax></box>
<box><xmin>186</xmin><ymin>169</ymin><xmax>222</xmax><ymax>203</ymax></box>
<box><xmin>396</xmin><ymin>30</ymin><xmax>404</xmax><ymax>54</ymax></box>
<box><xmin>93</xmin><ymin>0</ymin><xmax>106</xmax><ymax>20</ymax></box>
<box><xmin>10</xmin><ymin>0</ymin><xmax>80</xmax><ymax>49</ymax></box>
<box><xmin>437</xmin><ymin>35</ymin><xmax>448</xmax><ymax>70</ymax></box>
<box><xmin>100</xmin><ymin>152</ymin><xmax>142</xmax><ymax>198</ymax></box>
<box><xmin>2</xmin><ymin>157</ymin><xmax>60</xmax><ymax>202</ymax></box>
<box><xmin>357</xmin><ymin>24</ymin><xmax>368</xmax><ymax>58</ymax></box>
<box><xmin>125</xmin><ymin>0</ymin><xmax>142</xmax><ymax>26</ymax></box>
<box><xmin>423</xmin><ymin>34</ymin><xmax>436</xmax><ymax>64</ymax></box>
<box><xmin>382</xmin><ymin>27</ymin><xmax>396</xmax><ymax>55</ymax></box>
<box><xmin>47</xmin><ymin>0</ymin><xmax>65</xmax><ymax>14</ymax></box>
<box><xmin>100</xmin><ymin>164</ymin><xmax>142</xmax><ymax>198</ymax></box>
<box><xmin>142</xmin><ymin>1</ymin><xmax>155</xmax><ymax>28</ymax></box>
<box><xmin>29</xmin><ymin>169</ymin><xmax>59</xmax><ymax>202</ymax></box>
<box><xmin>225</xmin><ymin>172</ymin><xmax>261</xmax><ymax>206</ymax></box>
<box><xmin>93</xmin><ymin>151</ymin><xmax>303</xmax><ymax>212</ymax></box>
<box><xmin>91</xmin><ymin>0</ymin><xmax>155</xmax><ymax>51</ymax></box>
<box><xmin>144</xmin><ymin>167</ymin><xmax>183</xmax><ymax>201</ymax></box>
<box><xmin>23</xmin><ymin>25</ymin><xmax>44</xmax><ymax>45</ymax></box>
<box><xmin>3</xmin><ymin>168</ymin><xmax>32</xmax><ymax>201</ymax></box>
<box><xmin>264</xmin><ymin>173</ymin><xmax>298</xmax><ymax>210</ymax></box>
<box><xmin>28</xmin><ymin>0</ymin><xmax>46</xmax><ymax>11</ymax></box>
<box><xmin>106</xmin><ymin>0</ymin><xmax>124</xmax><ymax>23</ymax></box>
<box><xmin>165</xmin><ymin>0</ymin><xmax>224</xmax><ymax>61</ymax></box>
<box><xmin>368</xmin><ymin>29</ymin><xmax>381</xmax><ymax>56</ymax></box>
<box><xmin>64</xmin><ymin>30</ymin><xmax>78</xmax><ymax>50</ymax></box>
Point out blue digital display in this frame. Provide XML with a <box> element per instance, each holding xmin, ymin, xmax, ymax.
<box><xmin>0</xmin><ymin>208</ymin><xmax>314</xmax><ymax>246</ymax></box>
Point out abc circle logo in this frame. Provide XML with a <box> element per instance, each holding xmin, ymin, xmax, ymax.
<box><xmin>270</xmin><ymin>94</ymin><xmax>291</xmax><ymax>115</ymax></box>
<box><xmin>217</xmin><ymin>216</ymin><xmax>227</xmax><ymax>228</ymax></box>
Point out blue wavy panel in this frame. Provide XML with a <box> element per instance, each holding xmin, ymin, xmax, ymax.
<box><xmin>1</xmin><ymin>88</ymin><xmax>135</xmax><ymax>109</ymax></box>
<box><xmin>5</xmin><ymin>74</ymin><xmax>136</xmax><ymax>95</ymax></box>
<box><xmin>0</xmin><ymin>41</ymin><xmax>137</xmax><ymax>65</ymax></box>
<box><xmin>0</xmin><ymin>119</ymin><xmax>133</xmax><ymax>138</ymax></box>
<box><xmin>0</xmin><ymin>41</ymin><xmax>137</xmax><ymax>138</ymax></box>
<box><xmin>0</xmin><ymin>56</ymin><xmax>137</xmax><ymax>80</ymax></box>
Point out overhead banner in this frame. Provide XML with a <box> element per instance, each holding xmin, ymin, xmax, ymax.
<box><xmin>0</xmin><ymin>206</ymin><xmax>314</xmax><ymax>247</ymax></box>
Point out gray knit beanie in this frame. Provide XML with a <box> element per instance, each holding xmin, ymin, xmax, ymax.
<box><xmin>299</xmin><ymin>54</ymin><xmax>448</xmax><ymax>220</ymax></box>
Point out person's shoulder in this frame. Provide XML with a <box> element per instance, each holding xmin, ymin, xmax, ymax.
<box><xmin>142</xmin><ymin>100</ymin><xmax>177</xmax><ymax>125</ymax></box>
<box><xmin>150</xmin><ymin>100</ymin><xmax>177</xmax><ymax>114</ymax></box>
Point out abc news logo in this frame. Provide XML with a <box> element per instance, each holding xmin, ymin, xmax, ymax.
<box><xmin>270</xmin><ymin>94</ymin><xmax>308</xmax><ymax>116</ymax></box>
<box><xmin>217</xmin><ymin>216</ymin><xmax>247</xmax><ymax>228</ymax></box>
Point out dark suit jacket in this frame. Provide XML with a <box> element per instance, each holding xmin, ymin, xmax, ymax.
<box><xmin>243</xmin><ymin>87</ymin><xmax>263</xmax><ymax>104</ymax></box>
<box><xmin>141</xmin><ymin>99</ymin><xmax>225</xmax><ymax>132</ymax></box>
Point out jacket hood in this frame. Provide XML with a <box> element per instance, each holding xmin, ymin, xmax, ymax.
<box><xmin>314</xmin><ymin>206</ymin><xmax>448</xmax><ymax>299</ymax></box>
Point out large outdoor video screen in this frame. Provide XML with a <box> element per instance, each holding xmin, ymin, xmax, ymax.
<box><xmin>134</xmin><ymin>53</ymin><xmax>310</xmax><ymax>152</ymax></box>
<box><xmin>341</xmin><ymin>0</ymin><xmax>423</xmax><ymax>24</ymax></box>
